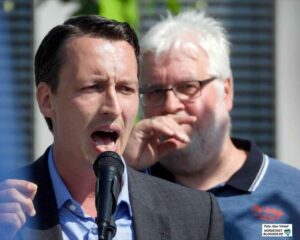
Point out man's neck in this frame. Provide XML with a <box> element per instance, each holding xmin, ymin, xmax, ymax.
<box><xmin>61</xmin><ymin>168</ymin><xmax>98</xmax><ymax>217</ymax></box>
<box><xmin>173</xmin><ymin>138</ymin><xmax>247</xmax><ymax>191</ymax></box>
<box><xmin>54</xmin><ymin>155</ymin><xmax>98</xmax><ymax>217</ymax></box>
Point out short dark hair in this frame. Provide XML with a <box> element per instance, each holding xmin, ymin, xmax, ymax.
<box><xmin>34</xmin><ymin>15</ymin><xmax>140</xmax><ymax>131</ymax></box>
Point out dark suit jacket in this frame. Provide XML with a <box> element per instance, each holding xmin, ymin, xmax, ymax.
<box><xmin>7</xmin><ymin>149</ymin><xmax>224</xmax><ymax>240</ymax></box>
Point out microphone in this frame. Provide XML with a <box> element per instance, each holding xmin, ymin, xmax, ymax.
<box><xmin>93</xmin><ymin>151</ymin><xmax>124</xmax><ymax>240</ymax></box>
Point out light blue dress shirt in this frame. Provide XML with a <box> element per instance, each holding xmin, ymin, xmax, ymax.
<box><xmin>48</xmin><ymin>146</ymin><xmax>134</xmax><ymax>240</ymax></box>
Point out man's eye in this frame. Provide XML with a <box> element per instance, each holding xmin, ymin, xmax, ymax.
<box><xmin>146</xmin><ymin>89</ymin><xmax>165</xmax><ymax>99</ymax></box>
<box><xmin>147</xmin><ymin>89</ymin><xmax>164</xmax><ymax>95</ymax></box>
<box><xmin>118</xmin><ymin>86</ymin><xmax>136</xmax><ymax>95</ymax></box>
<box><xmin>81</xmin><ymin>84</ymin><xmax>105</xmax><ymax>92</ymax></box>
<box><xmin>177</xmin><ymin>83</ymin><xmax>198</xmax><ymax>94</ymax></box>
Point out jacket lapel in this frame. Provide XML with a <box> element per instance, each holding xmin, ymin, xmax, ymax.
<box><xmin>16</xmin><ymin>148</ymin><xmax>63</xmax><ymax>240</ymax></box>
<box><xmin>127</xmin><ymin>168</ymin><xmax>171</xmax><ymax>240</ymax></box>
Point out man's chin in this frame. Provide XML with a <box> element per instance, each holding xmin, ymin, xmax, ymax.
<box><xmin>159</xmin><ymin>151</ymin><xmax>193</xmax><ymax>175</ymax></box>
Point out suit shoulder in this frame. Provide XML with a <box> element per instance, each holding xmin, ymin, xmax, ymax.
<box><xmin>127</xmin><ymin>167</ymin><xmax>224</xmax><ymax>238</ymax></box>
<box><xmin>128</xmin><ymin>167</ymin><xmax>214</xmax><ymax>205</ymax></box>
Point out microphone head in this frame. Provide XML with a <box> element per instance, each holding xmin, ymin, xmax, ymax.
<box><xmin>93</xmin><ymin>151</ymin><xmax>124</xmax><ymax>177</ymax></box>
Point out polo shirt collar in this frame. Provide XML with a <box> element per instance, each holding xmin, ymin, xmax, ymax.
<box><xmin>151</xmin><ymin>138</ymin><xmax>269</xmax><ymax>193</ymax></box>
<box><xmin>225</xmin><ymin>138</ymin><xmax>269</xmax><ymax>192</ymax></box>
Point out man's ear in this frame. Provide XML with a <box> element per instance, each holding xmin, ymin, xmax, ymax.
<box><xmin>223</xmin><ymin>77</ymin><xmax>233</xmax><ymax>111</ymax></box>
<box><xmin>36</xmin><ymin>82</ymin><xmax>55</xmax><ymax>118</ymax></box>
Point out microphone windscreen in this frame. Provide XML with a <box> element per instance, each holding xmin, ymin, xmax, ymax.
<box><xmin>93</xmin><ymin>151</ymin><xmax>124</xmax><ymax>177</ymax></box>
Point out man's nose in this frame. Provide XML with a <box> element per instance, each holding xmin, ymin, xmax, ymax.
<box><xmin>99</xmin><ymin>88</ymin><xmax>122</xmax><ymax>116</ymax></box>
<box><xmin>162</xmin><ymin>90</ymin><xmax>185</xmax><ymax>114</ymax></box>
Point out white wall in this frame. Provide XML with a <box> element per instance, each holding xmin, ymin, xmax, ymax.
<box><xmin>33</xmin><ymin>0</ymin><xmax>78</xmax><ymax>158</ymax></box>
<box><xmin>275</xmin><ymin>0</ymin><xmax>300</xmax><ymax>169</ymax></box>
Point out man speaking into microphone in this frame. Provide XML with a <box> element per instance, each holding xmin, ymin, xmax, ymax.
<box><xmin>0</xmin><ymin>15</ymin><xmax>224</xmax><ymax>240</ymax></box>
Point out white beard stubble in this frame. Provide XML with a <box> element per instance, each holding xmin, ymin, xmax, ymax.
<box><xmin>159</xmin><ymin>95</ymin><xmax>231</xmax><ymax>175</ymax></box>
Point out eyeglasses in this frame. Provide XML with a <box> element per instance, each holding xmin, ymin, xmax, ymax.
<box><xmin>139</xmin><ymin>77</ymin><xmax>217</xmax><ymax>107</ymax></box>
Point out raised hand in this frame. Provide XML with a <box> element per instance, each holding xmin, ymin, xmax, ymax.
<box><xmin>124</xmin><ymin>114</ymin><xmax>196</xmax><ymax>170</ymax></box>
<box><xmin>0</xmin><ymin>179</ymin><xmax>37</xmax><ymax>240</ymax></box>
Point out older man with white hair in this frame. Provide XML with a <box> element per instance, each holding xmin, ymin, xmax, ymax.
<box><xmin>125</xmin><ymin>10</ymin><xmax>300</xmax><ymax>239</ymax></box>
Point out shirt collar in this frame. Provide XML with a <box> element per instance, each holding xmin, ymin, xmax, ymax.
<box><xmin>48</xmin><ymin>146</ymin><xmax>72</xmax><ymax>209</ymax></box>
<box><xmin>151</xmin><ymin>138</ymin><xmax>269</xmax><ymax>193</ymax></box>
<box><xmin>225</xmin><ymin>138</ymin><xmax>269</xmax><ymax>192</ymax></box>
<box><xmin>47</xmin><ymin>146</ymin><xmax>132</xmax><ymax>217</ymax></box>
<box><xmin>117</xmin><ymin>155</ymin><xmax>132</xmax><ymax>216</ymax></box>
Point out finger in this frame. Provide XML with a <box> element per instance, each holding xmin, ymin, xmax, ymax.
<box><xmin>169</xmin><ymin>114</ymin><xmax>197</xmax><ymax>124</ymax></box>
<box><xmin>158</xmin><ymin>114</ymin><xmax>197</xmax><ymax>129</ymax></box>
<box><xmin>0</xmin><ymin>212</ymin><xmax>26</xmax><ymax>238</ymax></box>
<box><xmin>138</xmin><ymin>117</ymin><xmax>176</xmax><ymax>137</ymax></box>
<box><xmin>146</xmin><ymin>114</ymin><xmax>196</xmax><ymax>126</ymax></box>
<box><xmin>0</xmin><ymin>202</ymin><xmax>26</xmax><ymax>224</ymax></box>
<box><xmin>0</xmin><ymin>180</ymin><xmax>37</xmax><ymax>200</ymax></box>
<box><xmin>0</xmin><ymin>188</ymin><xmax>36</xmax><ymax>217</ymax></box>
<box><xmin>133</xmin><ymin>138</ymin><xmax>161</xmax><ymax>170</ymax></box>
<box><xmin>149</xmin><ymin>116</ymin><xmax>191</xmax><ymax>143</ymax></box>
<box><xmin>158</xmin><ymin>137</ymin><xmax>188</xmax><ymax>158</ymax></box>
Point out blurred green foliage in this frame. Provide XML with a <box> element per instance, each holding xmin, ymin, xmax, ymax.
<box><xmin>167</xmin><ymin>0</ymin><xmax>181</xmax><ymax>15</ymax></box>
<box><xmin>99</xmin><ymin>0</ymin><xmax>139</xmax><ymax>31</ymax></box>
<box><xmin>35</xmin><ymin>0</ymin><xmax>139</xmax><ymax>31</ymax></box>
<box><xmin>35</xmin><ymin>0</ymin><xmax>207</xmax><ymax>32</ymax></box>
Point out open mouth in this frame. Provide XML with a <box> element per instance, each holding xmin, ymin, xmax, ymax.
<box><xmin>91</xmin><ymin>130</ymin><xmax>119</xmax><ymax>152</ymax></box>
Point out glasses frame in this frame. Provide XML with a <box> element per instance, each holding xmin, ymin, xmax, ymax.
<box><xmin>139</xmin><ymin>76</ymin><xmax>217</xmax><ymax>107</ymax></box>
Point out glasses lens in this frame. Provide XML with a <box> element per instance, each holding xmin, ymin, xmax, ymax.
<box><xmin>175</xmin><ymin>81</ymin><xmax>201</xmax><ymax>99</ymax></box>
<box><xmin>140</xmin><ymin>78</ymin><xmax>216</xmax><ymax>106</ymax></box>
<box><xmin>141</xmin><ymin>89</ymin><xmax>164</xmax><ymax>106</ymax></box>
